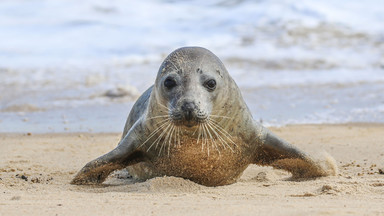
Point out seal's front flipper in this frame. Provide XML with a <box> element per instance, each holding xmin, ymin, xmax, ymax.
<box><xmin>70</xmin><ymin>148</ymin><xmax>145</xmax><ymax>185</ymax></box>
<box><xmin>253</xmin><ymin>126</ymin><xmax>336</xmax><ymax>179</ymax></box>
<box><xmin>71</xmin><ymin>122</ymin><xmax>146</xmax><ymax>185</ymax></box>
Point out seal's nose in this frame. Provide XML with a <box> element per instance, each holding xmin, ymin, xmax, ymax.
<box><xmin>181</xmin><ymin>102</ymin><xmax>196</xmax><ymax>121</ymax></box>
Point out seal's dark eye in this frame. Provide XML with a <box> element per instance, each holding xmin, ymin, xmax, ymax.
<box><xmin>164</xmin><ymin>78</ymin><xmax>177</xmax><ymax>89</ymax></box>
<box><xmin>204</xmin><ymin>79</ymin><xmax>216</xmax><ymax>91</ymax></box>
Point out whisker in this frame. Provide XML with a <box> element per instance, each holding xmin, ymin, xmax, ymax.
<box><xmin>145</xmin><ymin>115</ymin><xmax>170</xmax><ymax>121</ymax></box>
<box><xmin>202</xmin><ymin>123</ymin><xmax>209</xmax><ymax>156</ymax></box>
<box><xmin>209</xmin><ymin>119</ymin><xmax>235</xmax><ymax>138</ymax></box>
<box><xmin>208</xmin><ymin>119</ymin><xmax>238</xmax><ymax>148</ymax></box>
<box><xmin>159</xmin><ymin>129</ymin><xmax>169</xmax><ymax>152</ymax></box>
<box><xmin>204</xmin><ymin>123</ymin><xmax>221</xmax><ymax>155</ymax></box>
<box><xmin>147</xmin><ymin>122</ymin><xmax>172</xmax><ymax>152</ymax></box>
<box><xmin>146</xmin><ymin>124</ymin><xmax>170</xmax><ymax>152</ymax></box>
<box><xmin>200</xmin><ymin>122</ymin><xmax>206</xmax><ymax>152</ymax></box>
<box><xmin>139</xmin><ymin>119</ymin><xmax>170</xmax><ymax>148</ymax></box>
<box><xmin>158</xmin><ymin>123</ymin><xmax>174</xmax><ymax>156</ymax></box>
<box><xmin>167</xmin><ymin>125</ymin><xmax>176</xmax><ymax>157</ymax></box>
<box><xmin>157</xmin><ymin>103</ymin><xmax>172</xmax><ymax>112</ymax></box>
<box><xmin>192</xmin><ymin>124</ymin><xmax>199</xmax><ymax>135</ymax></box>
<box><xmin>177</xmin><ymin>126</ymin><xmax>181</xmax><ymax>147</ymax></box>
<box><xmin>206</xmin><ymin>121</ymin><xmax>234</xmax><ymax>152</ymax></box>
<box><xmin>157</xmin><ymin>118</ymin><xmax>173</xmax><ymax>125</ymax></box>
<box><xmin>174</xmin><ymin>125</ymin><xmax>178</xmax><ymax>148</ymax></box>
<box><xmin>208</xmin><ymin>122</ymin><xmax>235</xmax><ymax>145</ymax></box>
<box><xmin>197</xmin><ymin>123</ymin><xmax>202</xmax><ymax>147</ymax></box>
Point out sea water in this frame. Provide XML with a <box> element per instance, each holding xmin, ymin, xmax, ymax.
<box><xmin>0</xmin><ymin>0</ymin><xmax>383</xmax><ymax>133</ymax></box>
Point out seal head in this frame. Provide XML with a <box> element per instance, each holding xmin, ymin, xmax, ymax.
<box><xmin>153</xmin><ymin>47</ymin><xmax>233</xmax><ymax>128</ymax></box>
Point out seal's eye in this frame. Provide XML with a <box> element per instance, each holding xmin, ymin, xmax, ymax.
<box><xmin>204</xmin><ymin>79</ymin><xmax>216</xmax><ymax>91</ymax></box>
<box><xmin>164</xmin><ymin>78</ymin><xmax>177</xmax><ymax>89</ymax></box>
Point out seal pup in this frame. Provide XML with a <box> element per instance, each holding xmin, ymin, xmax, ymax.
<box><xmin>71</xmin><ymin>47</ymin><xmax>336</xmax><ymax>186</ymax></box>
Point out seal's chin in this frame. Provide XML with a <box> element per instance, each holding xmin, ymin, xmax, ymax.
<box><xmin>184</xmin><ymin>120</ymin><xmax>198</xmax><ymax>128</ymax></box>
<box><xmin>172</xmin><ymin>119</ymin><xmax>199</xmax><ymax>128</ymax></box>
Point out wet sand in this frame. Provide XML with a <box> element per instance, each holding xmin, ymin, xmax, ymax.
<box><xmin>0</xmin><ymin>124</ymin><xmax>383</xmax><ymax>215</ymax></box>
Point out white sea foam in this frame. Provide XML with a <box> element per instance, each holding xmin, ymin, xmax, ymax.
<box><xmin>0</xmin><ymin>0</ymin><xmax>383</xmax><ymax>132</ymax></box>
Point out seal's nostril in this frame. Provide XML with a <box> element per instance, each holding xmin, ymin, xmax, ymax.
<box><xmin>181</xmin><ymin>102</ymin><xmax>196</xmax><ymax>121</ymax></box>
<box><xmin>186</xmin><ymin>110</ymin><xmax>193</xmax><ymax>121</ymax></box>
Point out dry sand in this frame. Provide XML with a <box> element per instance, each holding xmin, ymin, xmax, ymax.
<box><xmin>1</xmin><ymin>124</ymin><xmax>383</xmax><ymax>216</ymax></box>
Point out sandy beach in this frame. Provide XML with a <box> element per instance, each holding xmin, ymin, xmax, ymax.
<box><xmin>0</xmin><ymin>124</ymin><xmax>383</xmax><ymax>215</ymax></box>
<box><xmin>1</xmin><ymin>1</ymin><xmax>383</xmax><ymax>215</ymax></box>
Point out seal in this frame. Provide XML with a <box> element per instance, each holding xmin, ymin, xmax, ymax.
<box><xmin>71</xmin><ymin>47</ymin><xmax>336</xmax><ymax>186</ymax></box>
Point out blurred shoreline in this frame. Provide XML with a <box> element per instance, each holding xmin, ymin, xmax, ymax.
<box><xmin>1</xmin><ymin>122</ymin><xmax>384</xmax><ymax>135</ymax></box>
<box><xmin>1</xmin><ymin>0</ymin><xmax>384</xmax><ymax>133</ymax></box>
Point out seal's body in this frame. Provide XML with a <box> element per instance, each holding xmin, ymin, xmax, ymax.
<box><xmin>71</xmin><ymin>47</ymin><xmax>336</xmax><ymax>186</ymax></box>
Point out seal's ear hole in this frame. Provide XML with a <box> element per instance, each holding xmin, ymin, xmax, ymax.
<box><xmin>204</xmin><ymin>79</ymin><xmax>216</xmax><ymax>91</ymax></box>
<box><xmin>164</xmin><ymin>77</ymin><xmax>177</xmax><ymax>89</ymax></box>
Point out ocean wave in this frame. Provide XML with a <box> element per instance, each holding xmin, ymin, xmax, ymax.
<box><xmin>1</xmin><ymin>0</ymin><xmax>383</xmax><ymax>131</ymax></box>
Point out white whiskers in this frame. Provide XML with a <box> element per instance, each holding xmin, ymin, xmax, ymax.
<box><xmin>140</xmin><ymin>112</ymin><xmax>238</xmax><ymax>157</ymax></box>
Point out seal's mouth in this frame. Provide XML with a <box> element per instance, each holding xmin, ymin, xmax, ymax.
<box><xmin>170</xmin><ymin>112</ymin><xmax>208</xmax><ymax>128</ymax></box>
<box><xmin>170</xmin><ymin>102</ymin><xmax>208</xmax><ymax>127</ymax></box>
<box><xmin>185</xmin><ymin>118</ymin><xmax>208</xmax><ymax>127</ymax></box>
